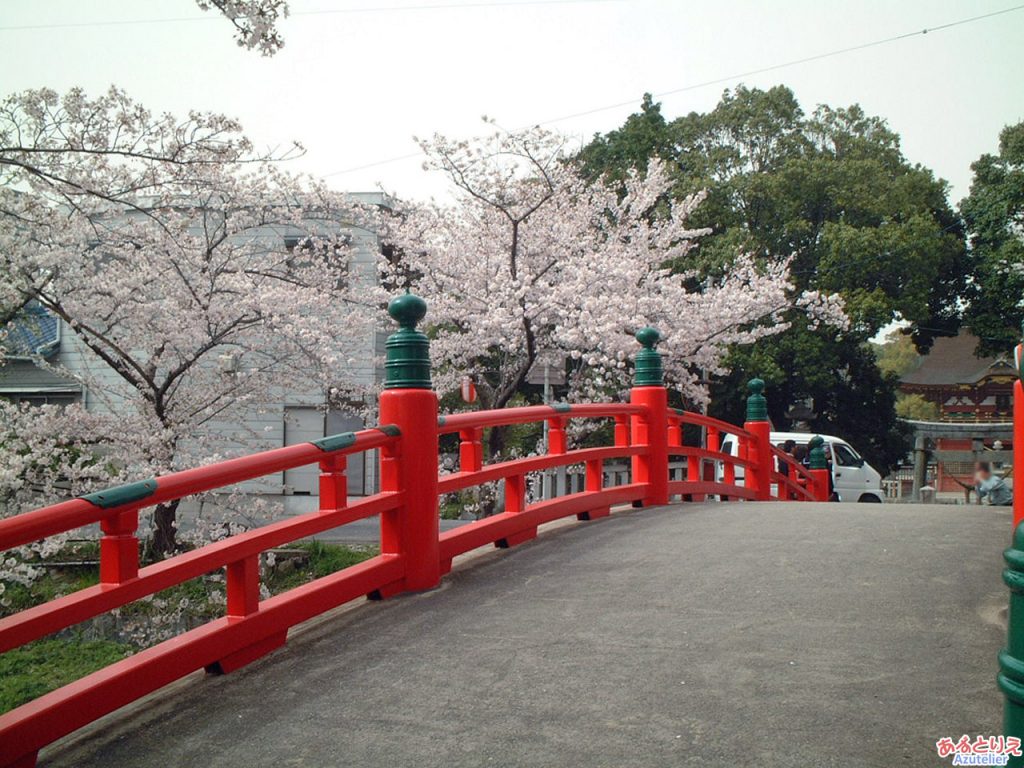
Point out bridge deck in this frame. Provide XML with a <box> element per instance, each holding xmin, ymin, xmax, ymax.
<box><xmin>44</xmin><ymin>502</ymin><xmax>1006</xmax><ymax>767</ymax></box>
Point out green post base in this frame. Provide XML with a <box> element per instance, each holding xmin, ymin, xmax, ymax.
<box><xmin>1000</xmin><ymin>524</ymin><xmax>1024</xmax><ymax>766</ymax></box>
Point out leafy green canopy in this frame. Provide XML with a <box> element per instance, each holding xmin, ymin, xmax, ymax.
<box><xmin>962</xmin><ymin>122</ymin><xmax>1024</xmax><ymax>356</ymax></box>
<box><xmin>578</xmin><ymin>86</ymin><xmax>967</xmax><ymax>471</ymax></box>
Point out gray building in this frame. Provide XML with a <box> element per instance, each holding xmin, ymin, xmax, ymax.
<box><xmin>1</xmin><ymin>192</ymin><xmax>390</xmax><ymax>501</ymax></box>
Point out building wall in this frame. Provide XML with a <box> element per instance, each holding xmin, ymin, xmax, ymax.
<box><xmin>901</xmin><ymin>376</ymin><xmax>1015</xmax><ymax>422</ymax></box>
<box><xmin>1</xmin><ymin>194</ymin><xmax>389</xmax><ymax>499</ymax></box>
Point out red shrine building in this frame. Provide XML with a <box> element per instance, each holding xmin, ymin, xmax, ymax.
<box><xmin>899</xmin><ymin>332</ymin><xmax>1016</xmax><ymax>422</ymax></box>
<box><xmin>899</xmin><ymin>331</ymin><xmax>1015</xmax><ymax>494</ymax></box>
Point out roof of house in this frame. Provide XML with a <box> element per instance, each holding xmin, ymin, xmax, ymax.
<box><xmin>0</xmin><ymin>359</ymin><xmax>80</xmax><ymax>394</ymax></box>
<box><xmin>2</xmin><ymin>303</ymin><xmax>60</xmax><ymax>359</ymax></box>
<box><xmin>900</xmin><ymin>332</ymin><xmax>1013</xmax><ymax>386</ymax></box>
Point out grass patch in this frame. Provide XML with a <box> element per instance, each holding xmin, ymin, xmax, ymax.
<box><xmin>0</xmin><ymin>637</ymin><xmax>132</xmax><ymax>714</ymax></box>
<box><xmin>265</xmin><ymin>541</ymin><xmax>377</xmax><ymax>594</ymax></box>
<box><xmin>0</xmin><ymin>540</ymin><xmax>375</xmax><ymax>714</ymax></box>
<box><xmin>2</xmin><ymin>566</ymin><xmax>100</xmax><ymax>617</ymax></box>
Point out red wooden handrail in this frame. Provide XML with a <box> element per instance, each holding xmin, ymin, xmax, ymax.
<box><xmin>0</xmin><ymin>492</ymin><xmax>401</xmax><ymax>653</ymax></box>
<box><xmin>670</xmin><ymin>408</ymin><xmax>754</xmax><ymax>440</ymax></box>
<box><xmin>667</xmin><ymin>445</ymin><xmax>753</xmax><ymax>470</ymax></box>
<box><xmin>770</xmin><ymin>471</ymin><xmax>815</xmax><ymax>501</ymax></box>
<box><xmin>0</xmin><ymin>369</ymin><xmax>816</xmax><ymax>766</ymax></box>
<box><xmin>667</xmin><ymin>479</ymin><xmax>757</xmax><ymax>500</ymax></box>
<box><xmin>766</xmin><ymin>445</ymin><xmax>820</xmax><ymax>501</ymax></box>
<box><xmin>0</xmin><ymin>426</ymin><xmax>406</xmax><ymax>768</ymax></box>
<box><xmin>0</xmin><ymin>427</ymin><xmax>399</xmax><ymax>551</ymax></box>
<box><xmin>767</xmin><ymin>444</ymin><xmax>816</xmax><ymax>484</ymax></box>
<box><xmin>0</xmin><ymin>552</ymin><xmax>405</xmax><ymax>767</ymax></box>
<box><xmin>439</xmin><ymin>483</ymin><xmax>648</xmax><ymax>567</ymax></box>
<box><xmin>438</xmin><ymin>445</ymin><xmax>647</xmax><ymax>494</ymax></box>
<box><xmin>438</xmin><ymin>402</ymin><xmax>647</xmax><ymax>434</ymax></box>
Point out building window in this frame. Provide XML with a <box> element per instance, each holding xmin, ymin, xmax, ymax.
<box><xmin>2</xmin><ymin>392</ymin><xmax>80</xmax><ymax>407</ymax></box>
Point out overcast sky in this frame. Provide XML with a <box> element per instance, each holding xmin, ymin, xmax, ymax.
<box><xmin>2</xmin><ymin>0</ymin><xmax>1022</xmax><ymax>205</ymax></box>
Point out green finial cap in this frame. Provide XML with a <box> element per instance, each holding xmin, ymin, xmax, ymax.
<box><xmin>808</xmin><ymin>435</ymin><xmax>827</xmax><ymax>470</ymax></box>
<box><xmin>384</xmin><ymin>292</ymin><xmax>432</xmax><ymax>389</ymax></box>
<box><xmin>633</xmin><ymin>327</ymin><xmax>664</xmax><ymax>386</ymax></box>
<box><xmin>745</xmin><ymin>377</ymin><xmax>768</xmax><ymax>422</ymax></box>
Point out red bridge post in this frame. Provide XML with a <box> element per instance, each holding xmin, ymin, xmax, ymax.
<box><xmin>1015</xmin><ymin>362</ymin><xmax>1024</xmax><ymax>528</ymax></box>
<box><xmin>630</xmin><ymin>328</ymin><xmax>669</xmax><ymax>506</ymax></box>
<box><xmin>743</xmin><ymin>378</ymin><xmax>772</xmax><ymax>501</ymax></box>
<box><xmin>98</xmin><ymin>510</ymin><xmax>139</xmax><ymax>585</ymax></box>
<box><xmin>377</xmin><ymin>293</ymin><xmax>440</xmax><ymax>593</ymax></box>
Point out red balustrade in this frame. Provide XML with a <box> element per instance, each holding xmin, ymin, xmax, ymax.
<box><xmin>0</xmin><ymin>303</ymin><xmax>824</xmax><ymax>767</ymax></box>
<box><xmin>0</xmin><ymin>427</ymin><xmax>401</xmax><ymax>767</ymax></box>
<box><xmin>768</xmin><ymin>445</ymin><xmax>818</xmax><ymax>501</ymax></box>
<box><xmin>667</xmin><ymin>409</ymin><xmax>758</xmax><ymax>501</ymax></box>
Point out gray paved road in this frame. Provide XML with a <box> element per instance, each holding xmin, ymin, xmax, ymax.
<box><xmin>44</xmin><ymin>502</ymin><xmax>1009</xmax><ymax>767</ymax></box>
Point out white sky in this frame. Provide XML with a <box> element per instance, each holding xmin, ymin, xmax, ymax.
<box><xmin>1</xmin><ymin>0</ymin><xmax>1022</xmax><ymax>205</ymax></box>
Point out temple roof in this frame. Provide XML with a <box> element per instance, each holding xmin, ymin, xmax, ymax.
<box><xmin>3</xmin><ymin>303</ymin><xmax>60</xmax><ymax>359</ymax></box>
<box><xmin>900</xmin><ymin>332</ymin><xmax>1013</xmax><ymax>386</ymax></box>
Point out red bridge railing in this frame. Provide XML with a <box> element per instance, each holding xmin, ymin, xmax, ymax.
<box><xmin>0</xmin><ymin>295</ymin><xmax>827</xmax><ymax>768</ymax></box>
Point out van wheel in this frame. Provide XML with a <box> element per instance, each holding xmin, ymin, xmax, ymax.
<box><xmin>858</xmin><ymin>494</ymin><xmax>882</xmax><ymax>503</ymax></box>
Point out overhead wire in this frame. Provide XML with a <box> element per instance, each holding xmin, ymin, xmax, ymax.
<box><xmin>0</xmin><ymin>0</ymin><xmax>623</xmax><ymax>31</ymax></box>
<box><xmin>319</xmin><ymin>3</ymin><xmax>1024</xmax><ymax>177</ymax></box>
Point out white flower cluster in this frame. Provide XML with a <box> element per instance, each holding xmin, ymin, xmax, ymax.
<box><xmin>374</xmin><ymin>123</ymin><xmax>847</xmax><ymax>410</ymax></box>
<box><xmin>196</xmin><ymin>0</ymin><xmax>290</xmax><ymax>56</ymax></box>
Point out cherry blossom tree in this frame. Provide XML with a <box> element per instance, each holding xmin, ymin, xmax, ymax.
<box><xmin>0</xmin><ymin>85</ymin><xmax>294</xmax><ymax>320</ymax></box>
<box><xmin>197</xmin><ymin>0</ymin><xmax>290</xmax><ymax>56</ymax></box>
<box><xmin>376</xmin><ymin>123</ymin><xmax>845</xmax><ymax>453</ymax></box>
<box><xmin>1</xmin><ymin>87</ymin><xmax>378</xmax><ymax>555</ymax></box>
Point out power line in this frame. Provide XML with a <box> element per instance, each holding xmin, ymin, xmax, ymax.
<box><xmin>535</xmin><ymin>3</ymin><xmax>1024</xmax><ymax>126</ymax></box>
<box><xmin>322</xmin><ymin>3</ymin><xmax>1024</xmax><ymax>178</ymax></box>
<box><xmin>0</xmin><ymin>0</ymin><xmax>622</xmax><ymax>32</ymax></box>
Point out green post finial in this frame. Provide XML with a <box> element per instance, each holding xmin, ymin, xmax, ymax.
<box><xmin>808</xmin><ymin>435</ymin><xmax>827</xmax><ymax>470</ymax></box>
<box><xmin>745</xmin><ymin>378</ymin><xmax>768</xmax><ymax>422</ymax></box>
<box><xmin>384</xmin><ymin>292</ymin><xmax>432</xmax><ymax>389</ymax></box>
<box><xmin>633</xmin><ymin>327</ymin><xmax>663</xmax><ymax>386</ymax></box>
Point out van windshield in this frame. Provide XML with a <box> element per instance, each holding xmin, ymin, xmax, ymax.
<box><xmin>832</xmin><ymin>443</ymin><xmax>861</xmax><ymax>467</ymax></box>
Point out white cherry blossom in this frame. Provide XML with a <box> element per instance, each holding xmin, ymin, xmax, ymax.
<box><xmin>374</xmin><ymin>123</ymin><xmax>846</xmax><ymax>414</ymax></box>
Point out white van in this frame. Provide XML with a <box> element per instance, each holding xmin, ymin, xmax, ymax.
<box><xmin>717</xmin><ymin>431</ymin><xmax>885</xmax><ymax>503</ymax></box>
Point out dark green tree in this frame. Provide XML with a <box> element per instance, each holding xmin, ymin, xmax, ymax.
<box><xmin>711</xmin><ymin>333</ymin><xmax>912</xmax><ymax>472</ymax></box>
<box><xmin>962</xmin><ymin>121</ymin><xmax>1024</xmax><ymax>356</ymax></box>
<box><xmin>579</xmin><ymin>86</ymin><xmax>968</xmax><ymax>472</ymax></box>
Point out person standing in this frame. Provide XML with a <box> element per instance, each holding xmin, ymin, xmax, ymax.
<box><xmin>777</xmin><ymin>439</ymin><xmax>797</xmax><ymax>477</ymax></box>
<box><xmin>975</xmin><ymin>461</ymin><xmax>1012</xmax><ymax>506</ymax></box>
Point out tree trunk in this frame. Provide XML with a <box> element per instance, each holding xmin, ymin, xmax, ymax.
<box><xmin>151</xmin><ymin>499</ymin><xmax>180</xmax><ymax>558</ymax></box>
<box><xmin>484</xmin><ymin>386</ymin><xmax>521</xmax><ymax>462</ymax></box>
<box><xmin>486</xmin><ymin>424</ymin><xmax>507</xmax><ymax>461</ymax></box>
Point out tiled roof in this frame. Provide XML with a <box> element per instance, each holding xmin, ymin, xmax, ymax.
<box><xmin>3</xmin><ymin>303</ymin><xmax>60</xmax><ymax>358</ymax></box>
<box><xmin>900</xmin><ymin>332</ymin><xmax>1011</xmax><ymax>386</ymax></box>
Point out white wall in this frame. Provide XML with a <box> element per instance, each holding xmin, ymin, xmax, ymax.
<box><xmin>7</xmin><ymin>195</ymin><xmax>390</xmax><ymax>503</ymax></box>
